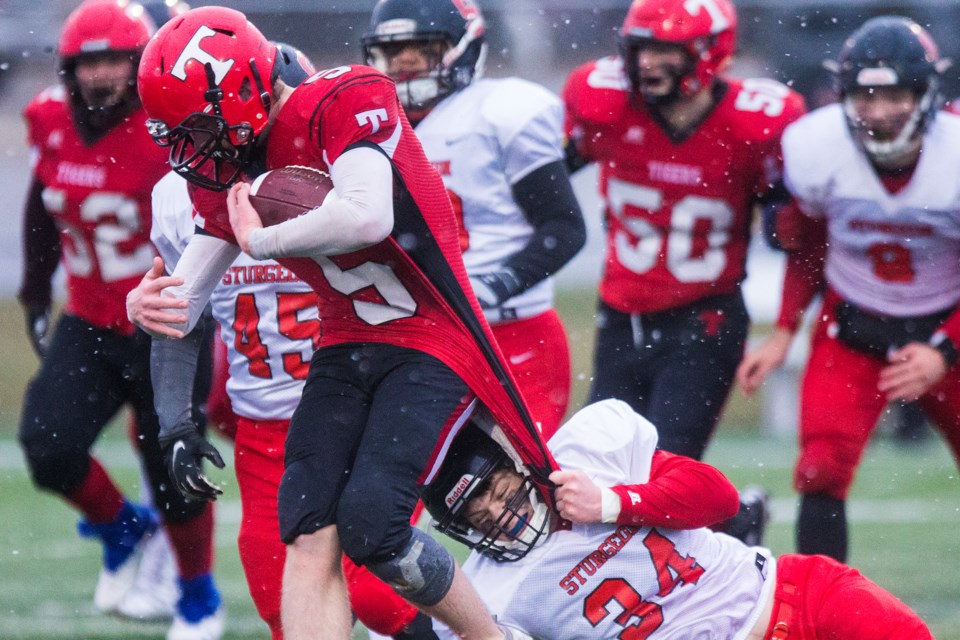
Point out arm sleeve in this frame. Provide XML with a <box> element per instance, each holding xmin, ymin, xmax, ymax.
<box><xmin>18</xmin><ymin>177</ymin><xmax>61</xmax><ymax>308</ymax></box>
<box><xmin>502</xmin><ymin>160</ymin><xmax>586</xmax><ymax>294</ymax></box>
<box><xmin>151</xmin><ymin>311</ymin><xmax>214</xmax><ymax>441</ymax></box>
<box><xmin>246</xmin><ymin>144</ymin><xmax>394</xmax><ymax>259</ymax></box>
<box><xmin>775</xmin><ymin>214</ymin><xmax>827</xmax><ymax>332</ymax></box>
<box><xmin>609</xmin><ymin>450</ymin><xmax>740</xmax><ymax>529</ymax></box>
<box><xmin>164</xmin><ymin>232</ymin><xmax>240</xmax><ymax>334</ymax></box>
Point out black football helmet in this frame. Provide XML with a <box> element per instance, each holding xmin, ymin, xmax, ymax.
<box><xmin>361</xmin><ymin>0</ymin><xmax>486</xmax><ymax>120</ymax></box>
<box><xmin>420</xmin><ymin>408</ymin><xmax>550</xmax><ymax>562</ymax></box>
<box><xmin>830</xmin><ymin>16</ymin><xmax>947</xmax><ymax>168</ymax></box>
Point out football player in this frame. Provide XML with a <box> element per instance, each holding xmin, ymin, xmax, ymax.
<box><xmin>141</xmin><ymin>42</ymin><xmax>437</xmax><ymax>640</ymax></box>
<box><xmin>421</xmin><ymin>399</ymin><xmax>933</xmax><ymax>639</ymax></box>
<box><xmin>563</xmin><ymin>0</ymin><xmax>805</xmax><ymax>459</ymax></box>
<box><xmin>361</xmin><ymin>0</ymin><xmax>586</xmax><ymax>438</ymax></box>
<box><xmin>737</xmin><ymin>16</ymin><xmax>960</xmax><ymax>562</ymax></box>
<box><xmin>16</xmin><ymin>1</ymin><xmax>222</xmax><ymax>638</ymax></box>
<box><xmin>130</xmin><ymin>6</ymin><xmax>550</xmax><ymax>639</ymax></box>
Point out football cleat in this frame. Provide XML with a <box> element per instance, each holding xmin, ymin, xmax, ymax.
<box><xmin>116</xmin><ymin>528</ymin><xmax>178</xmax><ymax>621</ymax></box>
<box><xmin>77</xmin><ymin>501</ymin><xmax>159</xmax><ymax>614</ymax></box>
<box><xmin>732</xmin><ymin>485</ymin><xmax>771</xmax><ymax>548</ymax></box>
<box><xmin>167</xmin><ymin>574</ymin><xmax>225</xmax><ymax>640</ymax></box>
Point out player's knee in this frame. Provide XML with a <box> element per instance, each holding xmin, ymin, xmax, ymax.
<box><xmin>337</xmin><ymin>482</ymin><xmax>414</xmax><ymax>564</ymax></box>
<box><xmin>793</xmin><ymin>445</ymin><xmax>852</xmax><ymax>498</ymax></box>
<box><xmin>362</xmin><ymin>528</ymin><xmax>456</xmax><ymax>607</ymax></box>
<box><xmin>19</xmin><ymin>425</ymin><xmax>86</xmax><ymax>493</ymax></box>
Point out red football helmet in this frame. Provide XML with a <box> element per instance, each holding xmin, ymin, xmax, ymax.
<box><xmin>58</xmin><ymin>0</ymin><xmax>152</xmax><ymax>126</ymax></box>
<box><xmin>619</xmin><ymin>0</ymin><xmax>737</xmax><ymax>100</ymax></box>
<box><xmin>59</xmin><ymin>0</ymin><xmax>151</xmax><ymax>59</ymax></box>
<box><xmin>138</xmin><ymin>6</ymin><xmax>277</xmax><ymax>191</ymax></box>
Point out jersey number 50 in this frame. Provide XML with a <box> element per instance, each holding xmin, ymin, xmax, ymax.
<box><xmin>607</xmin><ymin>177</ymin><xmax>734</xmax><ymax>282</ymax></box>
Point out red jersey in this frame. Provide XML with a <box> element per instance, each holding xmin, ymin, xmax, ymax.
<box><xmin>190</xmin><ymin>66</ymin><xmax>555</xmax><ymax>486</ymax></box>
<box><xmin>24</xmin><ymin>86</ymin><xmax>167</xmax><ymax>333</ymax></box>
<box><xmin>563</xmin><ymin>56</ymin><xmax>806</xmax><ymax>313</ymax></box>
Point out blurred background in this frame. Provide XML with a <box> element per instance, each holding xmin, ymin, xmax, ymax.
<box><xmin>0</xmin><ymin>1</ymin><xmax>959</xmax><ymax>638</ymax></box>
<box><xmin>2</xmin><ymin>0</ymin><xmax>960</xmax><ymax>301</ymax></box>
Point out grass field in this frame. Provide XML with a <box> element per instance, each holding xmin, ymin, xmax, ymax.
<box><xmin>1</xmin><ymin>293</ymin><xmax>958</xmax><ymax>639</ymax></box>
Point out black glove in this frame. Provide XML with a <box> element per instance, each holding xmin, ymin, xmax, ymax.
<box><xmin>23</xmin><ymin>304</ymin><xmax>51</xmax><ymax>358</ymax></box>
<box><xmin>469</xmin><ymin>269</ymin><xmax>522</xmax><ymax>310</ymax></box>
<box><xmin>161</xmin><ymin>424</ymin><xmax>225</xmax><ymax>501</ymax></box>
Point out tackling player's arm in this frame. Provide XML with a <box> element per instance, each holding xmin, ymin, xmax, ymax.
<box><xmin>18</xmin><ymin>177</ymin><xmax>61</xmax><ymax>357</ymax></box>
<box><xmin>549</xmin><ymin>451</ymin><xmax>739</xmax><ymax>528</ymax></box>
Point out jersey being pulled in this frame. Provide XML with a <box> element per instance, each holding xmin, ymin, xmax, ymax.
<box><xmin>449</xmin><ymin>400</ymin><xmax>774</xmax><ymax>640</ymax></box>
<box><xmin>783</xmin><ymin>105</ymin><xmax>960</xmax><ymax>317</ymax></box>
<box><xmin>25</xmin><ymin>86</ymin><xmax>166</xmax><ymax>333</ymax></box>
<box><xmin>563</xmin><ymin>57</ymin><xmax>805</xmax><ymax>313</ymax></box>
<box><xmin>415</xmin><ymin>77</ymin><xmax>564</xmax><ymax>323</ymax></box>
<box><xmin>189</xmin><ymin>65</ymin><xmax>555</xmax><ymax>486</ymax></box>
<box><xmin>152</xmin><ymin>173</ymin><xmax>315</xmax><ymax>421</ymax></box>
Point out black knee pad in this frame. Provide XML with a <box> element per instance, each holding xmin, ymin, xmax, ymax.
<box><xmin>363</xmin><ymin>528</ymin><xmax>456</xmax><ymax>607</ymax></box>
<box><xmin>19</xmin><ymin>424</ymin><xmax>89</xmax><ymax>494</ymax></box>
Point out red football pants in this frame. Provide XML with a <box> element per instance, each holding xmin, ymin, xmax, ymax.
<box><xmin>492</xmin><ymin>309</ymin><xmax>572</xmax><ymax>440</ymax></box>
<box><xmin>763</xmin><ymin>554</ymin><xmax>932</xmax><ymax>639</ymax></box>
<box><xmin>234</xmin><ymin>416</ymin><xmax>423</xmax><ymax>639</ymax></box>
<box><xmin>796</xmin><ymin>300</ymin><xmax>960</xmax><ymax>499</ymax></box>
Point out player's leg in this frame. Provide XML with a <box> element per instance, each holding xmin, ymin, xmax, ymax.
<box><xmin>278</xmin><ymin>345</ymin><xmax>376</xmax><ymax>639</ymax></box>
<box><xmin>125</xmin><ymin>330</ymin><xmax>223</xmax><ymax>640</ymax></box>
<box><xmin>642</xmin><ymin>293</ymin><xmax>749</xmax><ymax>460</ymax></box>
<box><xmin>773</xmin><ymin>554</ymin><xmax>933</xmax><ymax>638</ymax></box>
<box><xmin>336</xmin><ymin>346</ymin><xmax>499</xmax><ymax>640</ymax></box>
<box><xmin>120</xmin><ymin>323</ymin><xmax>219</xmax><ymax>623</ymax></box>
<box><xmin>588</xmin><ymin>300</ymin><xmax>652</xmax><ymax>413</ymax></box>
<box><xmin>234</xmin><ymin>417</ymin><xmax>287</xmax><ymax>639</ymax></box>
<box><xmin>794</xmin><ymin>327</ymin><xmax>886</xmax><ymax>562</ymax></box>
<box><xmin>492</xmin><ymin>310</ymin><xmax>571</xmax><ymax>439</ymax></box>
<box><xmin>18</xmin><ymin>315</ymin><xmax>156</xmax><ymax>613</ymax></box>
<box><xmin>918</xmin><ymin>369</ymin><xmax>960</xmax><ymax>467</ymax></box>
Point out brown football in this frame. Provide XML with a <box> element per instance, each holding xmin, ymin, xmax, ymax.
<box><xmin>248</xmin><ymin>165</ymin><xmax>334</xmax><ymax>227</ymax></box>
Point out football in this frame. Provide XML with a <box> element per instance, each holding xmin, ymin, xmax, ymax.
<box><xmin>248</xmin><ymin>165</ymin><xmax>334</xmax><ymax>227</ymax></box>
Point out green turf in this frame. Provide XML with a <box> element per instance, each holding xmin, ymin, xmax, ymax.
<box><xmin>1</xmin><ymin>294</ymin><xmax>958</xmax><ymax>638</ymax></box>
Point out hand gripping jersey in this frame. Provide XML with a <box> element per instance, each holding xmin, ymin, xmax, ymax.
<box><xmin>189</xmin><ymin>66</ymin><xmax>555</xmax><ymax>488</ymax></box>
<box><xmin>413</xmin><ymin>77</ymin><xmax>564</xmax><ymax>323</ymax></box>
<box><xmin>563</xmin><ymin>57</ymin><xmax>806</xmax><ymax>313</ymax></box>
<box><xmin>24</xmin><ymin>86</ymin><xmax>167</xmax><ymax>333</ymax></box>
<box><xmin>152</xmin><ymin>173</ymin><xmax>316</xmax><ymax>421</ymax></box>
<box><xmin>449</xmin><ymin>400</ymin><xmax>774</xmax><ymax>640</ymax></box>
<box><xmin>782</xmin><ymin>105</ymin><xmax>960</xmax><ymax>317</ymax></box>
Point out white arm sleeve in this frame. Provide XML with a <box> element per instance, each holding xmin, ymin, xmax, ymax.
<box><xmin>149</xmin><ymin>172</ymin><xmax>196</xmax><ymax>270</ymax></box>
<box><xmin>164</xmin><ymin>233</ymin><xmax>241</xmax><ymax>334</ymax></box>
<box><xmin>247</xmin><ymin>145</ymin><xmax>395</xmax><ymax>259</ymax></box>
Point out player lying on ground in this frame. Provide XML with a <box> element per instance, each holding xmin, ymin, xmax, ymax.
<box><xmin>421</xmin><ymin>399</ymin><xmax>933</xmax><ymax>639</ymax></box>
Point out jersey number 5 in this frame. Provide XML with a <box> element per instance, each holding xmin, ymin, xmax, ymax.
<box><xmin>583</xmin><ymin>530</ymin><xmax>705</xmax><ymax>639</ymax></box>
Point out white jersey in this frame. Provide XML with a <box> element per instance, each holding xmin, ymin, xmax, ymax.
<box><xmin>783</xmin><ymin>105</ymin><xmax>960</xmax><ymax>316</ymax></box>
<box><xmin>415</xmin><ymin>77</ymin><xmax>564</xmax><ymax>323</ymax></box>
<box><xmin>437</xmin><ymin>400</ymin><xmax>775</xmax><ymax>640</ymax></box>
<box><xmin>150</xmin><ymin>173</ymin><xmax>315</xmax><ymax>420</ymax></box>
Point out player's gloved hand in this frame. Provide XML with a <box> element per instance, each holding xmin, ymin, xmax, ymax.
<box><xmin>23</xmin><ymin>304</ymin><xmax>51</xmax><ymax>358</ymax></box>
<box><xmin>161</xmin><ymin>424</ymin><xmax>225</xmax><ymax>501</ymax></box>
<box><xmin>469</xmin><ymin>269</ymin><xmax>521</xmax><ymax>309</ymax></box>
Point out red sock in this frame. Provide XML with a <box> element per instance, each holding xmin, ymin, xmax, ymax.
<box><xmin>165</xmin><ymin>502</ymin><xmax>215</xmax><ymax>580</ymax></box>
<box><xmin>66</xmin><ymin>457</ymin><xmax>125</xmax><ymax>524</ymax></box>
